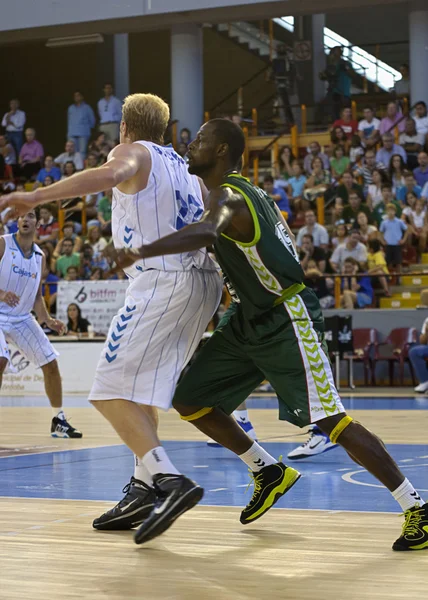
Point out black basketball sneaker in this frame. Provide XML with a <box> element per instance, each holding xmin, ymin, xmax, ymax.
<box><xmin>393</xmin><ymin>503</ymin><xmax>428</xmax><ymax>551</ymax></box>
<box><xmin>240</xmin><ymin>462</ymin><xmax>301</xmax><ymax>525</ymax></box>
<box><xmin>51</xmin><ymin>416</ymin><xmax>83</xmax><ymax>438</ymax></box>
<box><xmin>93</xmin><ymin>477</ymin><xmax>157</xmax><ymax>530</ymax></box>
<box><xmin>134</xmin><ymin>474</ymin><xmax>204</xmax><ymax>544</ymax></box>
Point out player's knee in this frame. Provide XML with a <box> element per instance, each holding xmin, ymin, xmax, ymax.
<box><xmin>0</xmin><ymin>357</ymin><xmax>8</xmax><ymax>374</ymax></box>
<box><xmin>316</xmin><ymin>413</ymin><xmax>354</xmax><ymax>444</ymax></box>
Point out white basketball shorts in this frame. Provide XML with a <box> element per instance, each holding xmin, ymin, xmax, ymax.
<box><xmin>89</xmin><ymin>268</ymin><xmax>222</xmax><ymax>410</ymax></box>
<box><xmin>0</xmin><ymin>316</ymin><xmax>58</xmax><ymax>368</ymax></box>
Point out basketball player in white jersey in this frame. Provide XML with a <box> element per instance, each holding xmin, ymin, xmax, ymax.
<box><xmin>0</xmin><ymin>94</ymin><xmax>222</xmax><ymax>545</ymax></box>
<box><xmin>0</xmin><ymin>209</ymin><xmax>82</xmax><ymax>438</ymax></box>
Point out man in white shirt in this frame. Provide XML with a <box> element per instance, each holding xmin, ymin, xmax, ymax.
<box><xmin>414</xmin><ymin>102</ymin><xmax>428</xmax><ymax>136</ymax></box>
<box><xmin>409</xmin><ymin>317</ymin><xmax>428</xmax><ymax>392</ymax></box>
<box><xmin>358</xmin><ymin>107</ymin><xmax>381</xmax><ymax>149</ymax></box>
<box><xmin>1</xmin><ymin>99</ymin><xmax>26</xmax><ymax>155</ymax></box>
<box><xmin>296</xmin><ymin>209</ymin><xmax>329</xmax><ymax>249</ymax></box>
<box><xmin>97</xmin><ymin>83</ymin><xmax>122</xmax><ymax>143</ymax></box>
<box><xmin>54</xmin><ymin>140</ymin><xmax>84</xmax><ymax>172</ymax></box>
<box><xmin>330</xmin><ymin>229</ymin><xmax>368</xmax><ymax>272</ymax></box>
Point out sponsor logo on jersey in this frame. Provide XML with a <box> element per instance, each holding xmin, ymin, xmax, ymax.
<box><xmin>12</xmin><ymin>264</ymin><xmax>37</xmax><ymax>278</ymax></box>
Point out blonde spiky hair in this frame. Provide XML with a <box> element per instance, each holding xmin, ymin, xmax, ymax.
<box><xmin>122</xmin><ymin>93</ymin><xmax>170</xmax><ymax>144</ymax></box>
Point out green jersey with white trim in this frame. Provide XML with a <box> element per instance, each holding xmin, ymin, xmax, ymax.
<box><xmin>214</xmin><ymin>174</ymin><xmax>305</xmax><ymax>319</ymax></box>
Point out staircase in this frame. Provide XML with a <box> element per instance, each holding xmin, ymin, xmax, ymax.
<box><xmin>380</xmin><ymin>255</ymin><xmax>428</xmax><ymax>309</ymax></box>
<box><xmin>213</xmin><ymin>22</ymin><xmax>278</xmax><ymax>60</ymax></box>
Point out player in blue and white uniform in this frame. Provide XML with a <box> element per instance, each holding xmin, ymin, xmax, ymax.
<box><xmin>0</xmin><ymin>209</ymin><xmax>82</xmax><ymax>438</ymax></box>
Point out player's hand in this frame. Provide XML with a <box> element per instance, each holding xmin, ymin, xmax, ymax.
<box><xmin>0</xmin><ymin>191</ymin><xmax>38</xmax><ymax>218</ymax></box>
<box><xmin>103</xmin><ymin>244</ymin><xmax>143</xmax><ymax>271</ymax></box>
<box><xmin>46</xmin><ymin>318</ymin><xmax>66</xmax><ymax>336</ymax></box>
<box><xmin>0</xmin><ymin>290</ymin><xmax>20</xmax><ymax>307</ymax></box>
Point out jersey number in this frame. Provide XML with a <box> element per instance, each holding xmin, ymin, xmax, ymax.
<box><xmin>175</xmin><ymin>191</ymin><xmax>204</xmax><ymax>230</ymax></box>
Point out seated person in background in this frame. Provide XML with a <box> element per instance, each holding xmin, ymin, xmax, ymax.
<box><xmin>274</xmin><ymin>145</ymin><xmax>295</xmax><ymax>184</ymax></box>
<box><xmin>35</xmin><ymin>205</ymin><xmax>59</xmax><ymax>246</ymax></box>
<box><xmin>286</xmin><ymin>161</ymin><xmax>307</xmax><ymax>213</ymax></box>
<box><xmin>34</xmin><ymin>155</ymin><xmax>61</xmax><ymax>189</ymax></box>
<box><xmin>97</xmin><ymin>189</ymin><xmax>113</xmax><ymax>236</ymax></box>
<box><xmin>396</xmin><ymin>171</ymin><xmax>422</xmax><ymax>204</ymax></box>
<box><xmin>330</xmin><ymin>229</ymin><xmax>368</xmax><ymax>272</ymax></box>
<box><xmin>86</xmin><ymin>224</ymin><xmax>108</xmax><ymax>258</ymax></box>
<box><xmin>335</xmin><ymin>170</ymin><xmax>364</xmax><ymax>207</ymax></box>
<box><xmin>295</xmin><ymin>209</ymin><xmax>329</xmax><ymax>250</ymax></box>
<box><xmin>408</xmin><ymin>315</ymin><xmax>428</xmax><ymax>393</ymax></box>
<box><xmin>372</xmin><ymin>184</ymin><xmax>402</xmax><ymax>226</ymax></box>
<box><xmin>414</xmin><ymin>152</ymin><xmax>428</xmax><ymax>190</ymax></box>
<box><xmin>53</xmin><ymin>221</ymin><xmax>82</xmax><ymax>259</ymax></box>
<box><xmin>41</xmin><ymin>252</ymin><xmax>60</xmax><ymax>311</ymax></box>
<box><xmin>389</xmin><ymin>154</ymin><xmax>406</xmax><ymax>193</ymax></box>
<box><xmin>379</xmin><ymin>203</ymin><xmax>408</xmax><ymax>271</ymax></box>
<box><xmin>56</xmin><ymin>238</ymin><xmax>81</xmax><ymax>278</ymax></box>
<box><xmin>85</xmin><ymin>153</ymin><xmax>101</xmax><ymax>169</ymax></box>
<box><xmin>88</xmin><ymin>132</ymin><xmax>112</xmax><ymax>161</ymax></box>
<box><xmin>303</xmin><ymin>156</ymin><xmax>332</xmax><ymax>205</ymax></box>
<box><xmin>0</xmin><ymin>134</ymin><xmax>17</xmax><ymax>175</ymax></box>
<box><xmin>400</xmin><ymin>118</ymin><xmax>425</xmax><ymax>170</ymax></box>
<box><xmin>67</xmin><ymin>303</ymin><xmax>91</xmax><ymax>337</ymax></box>
<box><xmin>80</xmin><ymin>243</ymin><xmax>109</xmax><ymax>280</ymax></box>
<box><xmin>330</xmin><ymin>126</ymin><xmax>350</xmax><ymax>155</ymax></box>
<box><xmin>331</xmin><ymin>222</ymin><xmax>348</xmax><ymax>249</ymax></box>
<box><xmin>413</xmin><ymin>101</ymin><xmax>428</xmax><ymax>140</ymax></box>
<box><xmin>330</xmin><ymin>145</ymin><xmax>350</xmax><ymax>179</ymax></box>
<box><xmin>340</xmin><ymin>257</ymin><xmax>373</xmax><ymax>309</ymax></box>
<box><xmin>358</xmin><ymin>107</ymin><xmax>381</xmax><ymax>149</ymax></box>
<box><xmin>367</xmin><ymin>239</ymin><xmax>390</xmax><ymax>296</ymax></box>
<box><xmin>61</xmin><ymin>160</ymin><xmax>77</xmax><ymax>180</ymax></box>
<box><xmin>349</xmin><ymin>134</ymin><xmax>364</xmax><ymax>165</ymax></box>
<box><xmin>376</xmin><ymin>133</ymin><xmax>407</xmax><ymax>168</ymax></box>
<box><xmin>65</xmin><ymin>266</ymin><xmax>79</xmax><ymax>281</ymax></box>
<box><xmin>355</xmin><ymin>210</ymin><xmax>377</xmax><ymax>243</ymax></box>
<box><xmin>332</xmin><ymin>106</ymin><xmax>358</xmax><ymax>140</ymax></box>
<box><xmin>54</xmin><ymin>140</ymin><xmax>84</xmax><ymax>172</ymax></box>
<box><xmin>263</xmin><ymin>175</ymin><xmax>292</xmax><ymax>220</ymax></box>
<box><xmin>353</xmin><ymin>149</ymin><xmax>386</xmax><ymax>192</ymax></box>
<box><xmin>366</xmin><ymin>168</ymin><xmax>388</xmax><ymax>209</ymax></box>
<box><xmin>298</xmin><ymin>234</ymin><xmax>327</xmax><ymax>273</ymax></box>
<box><xmin>406</xmin><ymin>197</ymin><xmax>427</xmax><ymax>254</ymax></box>
<box><xmin>341</xmin><ymin>191</ymin><xmax>372</xmax><ymax>228</ymax></box>
<box><xmin>90</xmin><ymin>267</ymin><xmax>104</xmax><ymax>281</ymax></box>
<box><xmin>379</xmin><ymin>101</ymin><xmax>405</xmax><ymax>135</ymax></box>
<box><xmin>19</xmin><ymin>128</ymin><xmax>44</xmax><ymax>180</ymax></box>
<box><xmin>303</xmin><ymin>258</ymin><xmax>335</xmax><ymax>309</ymax></box>
<box><xmin>303</xmin><ymin>140</ymin><xmax>330</xmax><ymax>175</ymax></box>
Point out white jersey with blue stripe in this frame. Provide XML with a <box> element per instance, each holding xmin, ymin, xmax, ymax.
<box><xmin>0</xmin><ymin>234</ymin><xmax>43</xmax><ymax>322</ymax></box>
<box><xmin>111</xmin><ymin>141</ymin><xmax>217</xmax><ymax>278</ymax></box>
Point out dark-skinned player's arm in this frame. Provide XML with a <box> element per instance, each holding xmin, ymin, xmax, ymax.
<box><xmin>109</xmin><ymin>187</ymin><xmax>239</xmax><ymax>270</ymax></box>
<box><xmin>0</xmin><ymin>144</ymin><xmax>149</xmax><ymax>217</ymax></box>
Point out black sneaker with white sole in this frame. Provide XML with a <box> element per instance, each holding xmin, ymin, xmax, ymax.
<box><xmin>50</xmin><ymin>416</ymin><xmax>83</xmax><ymax>438</ymax></box>
<box><xmin>134</xmin><ymin>474</ymin><xmax>204</xmax><ymax>545</ymax></box>
<box><xmin>93</xmin><ymin>477</ymin><xmax>156</xmax><ymax>531</ymax></box>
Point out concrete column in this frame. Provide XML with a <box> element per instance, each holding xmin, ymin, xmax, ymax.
<box><xmin>295</xmin><ymin>14</ymin><xmax>326</xmax><ymax>107</ymax></box>
<box><xmin>409</xmin><ymin>4</ymin><xmax>428</xmax><ymax>104</ymax></box>
<box><xmin>171</xmin><ymin>24</ymin><xmax>203</xmax><ymax>139</ymax></box>
<box><xmin>114</xmin><ymin>33</ymin><xmax>130</xmax><ymax>100</ymax></box>
<box><xmin>311</xmin><ymin>14</ymin><xmax>326</xmax><ymax>104</ymax></box>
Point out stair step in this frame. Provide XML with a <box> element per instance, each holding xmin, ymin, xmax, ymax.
<box><xmin>402</xmin><ymin>275</ymin><xmax>428</xmax><ymax>286</ymax></box>
<box><xmin>391</xmin><ymin>292</ymin><xmax>421</xmax><ymax>300</ymax></box>
<box><xmin>380</xmin><ymin>297</ymin><xmax>421</xmax><ymax>309</ymax></box>
<box><xmin>422</xmin><ymin>254</ymin><xmax>428</xmax><ymax>264</ymax></box>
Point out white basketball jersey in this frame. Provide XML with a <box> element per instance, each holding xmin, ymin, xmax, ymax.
<box><xmin>111</xmin><ymin>141</ymin><xmax>217</xmax><ymax>278</ymax></box>
<box><xmin>0</xmin><ymin>234</ymin><xmax>43</xmax><ymax>321</ymax></box>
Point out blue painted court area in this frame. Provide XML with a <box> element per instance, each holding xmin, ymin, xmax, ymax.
<box><xmin>1</xmin><ymin>441</ymin><xmax>427</xmax><ymax>513</ymax></box>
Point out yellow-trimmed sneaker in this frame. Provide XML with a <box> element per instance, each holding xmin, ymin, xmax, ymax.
<box><xmin>240</xmin><ymin>462</ymin><xmax>301</xmax><ymax>525</ymax></box>
<box><xmin>393</xmin><ymin>503</ymin><xmax>428</xmax><ymax>551</ymax></box>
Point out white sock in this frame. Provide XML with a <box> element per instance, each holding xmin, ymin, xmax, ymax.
<box><xmin>392</xmin><ymin>478</ymin><xmax>425</xmax><ymax>511</ymax></box>
<box><xmin>239</xmin><ymin>442</ymin><xmax>277</xmax><ymax>472</ymax></box>
<box><xmin>142</xmin><ymin>446</ymin><xmax>180</xmax><ymax>477</ymax></box>
<box><xmin>53</xmin><ymin>409</ymin><xmax>66</xmax><ymax>420</ymax></box>
<box><xmin>233</xmin><ymin>409</ymin><xmax>250</xmax><ymax>424</ymax></box>
<box><xmin>134</xmin><ymin>455</ymin><xmax>153</xmax><ymax>486</ymax></box>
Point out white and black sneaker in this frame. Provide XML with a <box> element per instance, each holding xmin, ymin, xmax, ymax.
<box><xmin>93</xmin><ymin>477</ymin><xmax>156</xmax><ymax>530</ymax></box>
<box><xmin>50</xmin><ymin>416</ymin><xmax>83</xmax><ymax>439</ymax></box>
<box><xmin>287</xmin><ymin>426</ymin><xmax>338</xmax><ymax>460</ymax></box>
<box><xmin>134</xmin><ymin>474</ymin><xmax>204</xmax><ymax>545</ymax></box>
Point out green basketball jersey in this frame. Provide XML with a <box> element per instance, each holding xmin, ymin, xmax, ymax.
<box><xmin>214</xmin><ymin>174</ymin><xmax>305</xmax><ymax>319</ymax></box>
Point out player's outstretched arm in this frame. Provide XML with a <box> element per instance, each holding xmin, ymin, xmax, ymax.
<box><xmin>0</xmin><ymin>144</ymin><xmax>149</xmax><ymax>217</ymax></box>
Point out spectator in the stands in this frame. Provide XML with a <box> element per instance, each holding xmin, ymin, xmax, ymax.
<box><xmin>330</xmin><ymin>145</ymin><xmax>350</xmax><ymax>179</ymax></box>
<box><xmin>41</xmin><ymin>252</ymin><xmax>60</xmax><ymax>311</ymax></box>
<box><xmin>1</xmin><ymin>99</ymin><xmax>26</xmax><ymax>155</ymax></box>
<box><xmin>303</xmin><ymin>259</ymin><xmax>335</xmax><ymax>309</ymax></box>
<box><xmin>88</xmin><ymin>132</ymin><xmax>112</xmax><ymax>161</ymax></box>
<box><xmin>35</xmin><ymin>205</ymin><xmax>59</xmax><ymax>246</ymax></box>
<box><xmin>263</xmin><ymin>175</ymin><xmax>292</xmax><ymax>219</ymax></box>
<box><xmin>335</xmin><ymin>170</ymin><xmax>364</xmax><ymax>210</ymax></box>
<box><xmin>414</xmin><ymin>152</ymin><xmax>428</xmax><ymax>190</ymax></box>
<box><xmin>86</xmin><ymin>225</ymin><xmax>108</xmax><ymax>258</ymax></box>
<box><xmin>304</xmin><ymin>157</ymin><xmax>332</xmax><ymax>205</ymax></box>
<box><xmin>180</xmin><ymin>128</ymin><xmax>191</xmax><ymax>146</ymax></box>
<box><xmin>65</xmin><ymin>266</ymin><xmax>79</xmax><ymax>281</ymax></box>
<box><xmin>408</xmin><ymin>316</ymin><xmax>428</xmax><ymax>393</ymax></box>
<box><xmin>379</xmin><ymin>203</ymin><xmax>408</xmax><ymax>271</ymax></box>
<box><xmin>86</xmin><ymin>153</ymin><xmax>100</xmax><ymax>169</ymax></box>
<box><xmin>372</xmin><ymin>184</ymin><xmax>402</xmax><ymax>226</ymax></box>
<box><xmin>67</xmin><ymin>91</ymin><xmax>95</xmax><ymax>158</ymax></box>
<box><xmin>358</xmin><ymin>107</ymin><xmax>381</xmax><ymax>148</ymax></box>
<box><xmin>400</xmin><ymin>117</ymin><xmax>425</xmax><ymax>170</ymax></box>
<box><xmin>332</xmin><ymin>106</ymin><xmax>358</xmax><ymax>140</ymax></box>
<box><xmin>56</xmin><ymin>238</ymin><xmax>80</xmax><ymax>278</ymax></box>
<box><xmin>340</xmin><ymin>257</ymin><xmax>373</xmax><ymax>309</ymax></box>
<box><xmin>396</xmin><ymin>171</ymin><xmax>422</xmax><ymax>204</ymax></box>
<box><xmin>275</xmin><ymin>145</ymin><xmax>295</xmax><ymax>184</ymax></box>
<box><xmin>330</xmin><ymin>126</ymin><xmax>350</xmax><ymax>155</ymax></box>
<box><xmin>376</xmin><ymin>133</ymin><xmax>407</xmax><ymax>168</ymax></box>
<box><xmin>406</xmin><ymin>197</ymin><xmax>427</xmax><ymax>254</ymax></box>
<box><xmin>393</xmin><ymin>64</ymin><xmax>410</xmax><ymax>98</ymax></box>
<box><xmin>299</xmin><ymin>234</ymin><xmax>326</xmax><ymax>272</ymax></box>
<box><xmin>19</xmin><ymin>128</ymin><xmax>44</xmax><ymax>180</ymax></box>
<box><xmin>177</xmin><ymin>143</ymin><xmax>188</xmax><ymax>159</ymax></box>
<box><xmin>0</xmin><ymin>134</ymin><xmax>17</xmax><ymax>175</ymax></box>
<box><xmin>367</xmin><ymin>239</ymin><xmax>390</xmax><ymax>296</ymax></box>
<box><xmin>331</xmin><ymin>222</ymin><xmax>348</xmax><ymax>249</ymax></box>
<box><xmin>379</xmin><ymin>101</ymin><xmax>405</xmax><ymax>135</ymax></box>
<box><xmin>61</xmin><ymin>161</ymin><xmax>77</xmax><ymax>179</ymax></box>
<box><xmin>34</xmin><ymin>156</ymin><xmax>61</xmax><ymax>189</ymax></box>
<box><xmin>97</xmin><ymin>83</ymin><xmax>122</xmax><ymax>143</ymax></box>
<box><xmin>342</xmin><ymin>192</ymin><xmax>371</xmax><ymax>227</ymax></box>
<box><xmin>43</xmin><ymin>176</ymin><xmax>54</xmax><ymax>188</ymax></box>
<box><xmin>67</xmin><ymin>303</ymin><xmax>91</xmax><ymax>336</ymax></box>
<box><xmin>296</xmin><ymin>209</ymin><xmax>329</xmax><ymax>249</ymax></box>
<box><xmin>303</xmin><ymin>141</ymin><xmax>329</xmax><ymax>175</ymax></box>
<box><xmin>389</xmin><ymin>154</ymin><xmax>406</xmax><ymax>193</ymax></box>
<box><xmin>355</xmin><ymin>211</ymin><xmax>377</xmax><ymax>243</ymax></box>
<box><xmin>366</xmin><ymin>168</ymin><xmax>388</xmax><ymax>210</ymax></box>
<box><xmin>80</xmin><ymin>243</ymin><xmax>109</xmax><ymax>279</ymax></box>
<box><xmin>97</xmin><ymin>189</ymin><xmax>113</xmax><ymax>236</ymax></box>
<box><xmin>349</xmin><ymin>134</ymin><xmax>364</xmax><ymax>165</ymax></box>
<box><xmin>325</xmin><ymin>46</ymin><xmax>352</xmax><ymax>119</ymax></box>
<box><xmin>90</xmin><ymin>267</ymin><xmax>104</xmax><ymax>281</ymax></box>
<box><xmin>414</xmin><ymin>101</ymin><xmax>428</xmax><ymax>135</ymax></box>
<box><xmin>55</xmin><ymin>140</ymin><xmax>84</xmax><ymax>171</ymax></box>
<box><xmin>354</xmin><ymin>149</ymin><xmax>386</xmax><ymax>190</ymax></box>
<box><xmin>53</xmin><ymin>221</ymin><xmax>82</xmax><ymax>259</ymax></box>
<box><xmin>330</xmin><ymin>229</ymin><xmax>368</xmax><ymax>272</ymax></box>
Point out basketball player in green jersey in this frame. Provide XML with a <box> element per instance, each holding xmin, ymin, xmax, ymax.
<box><xmin>4</xmin><ymin>119</ymin><xmax>428</xmax><ymax>551</ymax></box>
